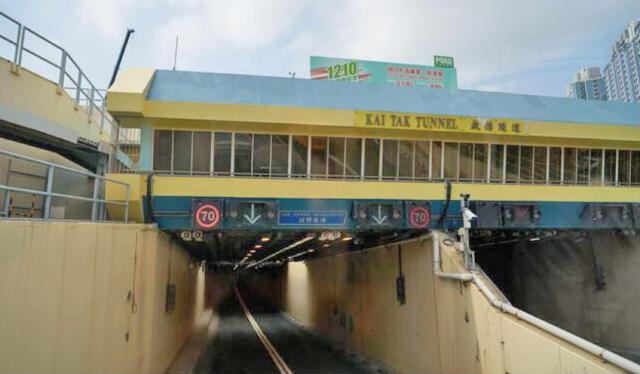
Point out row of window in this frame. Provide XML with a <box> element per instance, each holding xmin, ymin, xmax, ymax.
<box><xmin>152</xmin><ymin>130</ymin><xmax>640</xmax><ymax>186</ymax></box>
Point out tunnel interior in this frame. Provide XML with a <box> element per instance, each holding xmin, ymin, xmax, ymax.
<box><xmin>473</xmin><ymin>229</ymin><xmax>640</xmax><ymax>363</ymax></box>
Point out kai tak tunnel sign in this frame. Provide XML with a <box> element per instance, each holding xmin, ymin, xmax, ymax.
<box><xmin>354</xmin><ymin>111</ymin><xmax>528</xmax><ymax>136</ymax></box>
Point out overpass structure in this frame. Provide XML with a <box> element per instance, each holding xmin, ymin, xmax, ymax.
<box><xmin>106</xmin><ymin>68</ymin><xmax>640</xmax><ymax>257</ymax></box>
<box><xmin>0</xmin><ymin>11</ymin><xmax>132</xmax><ymax>171</ymax></box>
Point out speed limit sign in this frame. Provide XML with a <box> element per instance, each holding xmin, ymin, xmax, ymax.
<box><xmin>193</xmin><ymin>201</ymin><xmax>221</xmax><ymax>229</ymax></box>
<box><xmin>409</xmin><ymin>206</ymin><xmax>431</xmax><ymax>228</ymax></box>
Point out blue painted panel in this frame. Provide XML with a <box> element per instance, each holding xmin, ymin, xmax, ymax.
<box><xmin>279</xmin><ymin>210</ymin><xmax>347</xmax><ymax>226</ymax></box>
<box><xmin>146</xmin><ymin>70</ymin><xmax>640</xmax><ymax>127</ymax></box>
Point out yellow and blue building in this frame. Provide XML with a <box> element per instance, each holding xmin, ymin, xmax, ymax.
<box><xmin>106</xmin><ymin>68</ymin><xmax>640</xmax><ymax>236</ymax></box>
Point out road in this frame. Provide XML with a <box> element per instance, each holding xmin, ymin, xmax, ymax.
<box><xmin>194</xmin><ymin>285</ymin><xmax>377</xmax><ymax>374</ymax></box>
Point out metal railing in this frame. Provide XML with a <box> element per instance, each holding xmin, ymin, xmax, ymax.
<box><xmin>0</xmin><ymin>149</ymin><xmax>130</xmax><ymax>222</ymax></box>
<box><xmin>0</xmin><ymin>11</ymin><xmax>117</xmax><ymax>138</ymax></box>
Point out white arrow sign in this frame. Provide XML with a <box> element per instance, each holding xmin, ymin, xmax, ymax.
<box><xmin>243</xmin><ymin>203</ymin><xmax>262</xmax><ymax>225</ymax></box>
<box><xmin>371</xmin><ymin>205</ymin><xmax>388</xmax><ymax>224</ymax></box>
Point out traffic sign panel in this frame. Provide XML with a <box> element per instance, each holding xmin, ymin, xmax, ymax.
<box><xmin>194</xmin><ymin>203</ymin><xmax>221</xmax><ymax>229</ymax></box>
<box><xmin>409</xmin><ymin>206</ymin><xmax>431</xmax><ymax>228</ymax></box>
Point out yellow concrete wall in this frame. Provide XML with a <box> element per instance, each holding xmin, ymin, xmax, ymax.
<box><xmin>0</xmin><ymin>57</ymin><xmax>107</xmax><ymax>143</ymax></box>
<box><xmin>0</xmin><ymin>221</ymin><xmax>205</xmax><ymax>374</ymax></box>
<box><xmin>282</xmin><ymin>237</ymin><xmax>625</xmax><ymax>374</ymax></box>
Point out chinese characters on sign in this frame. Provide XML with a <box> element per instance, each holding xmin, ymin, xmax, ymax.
<box><xmin>310</xmin><ymin>56</ymin><xmax>458</xmax><ymax>89</ymax></box>
<box><xmin>354</xmin><ymin>111</ymin><xmax>527</xmax><ymax>136</ymax></box>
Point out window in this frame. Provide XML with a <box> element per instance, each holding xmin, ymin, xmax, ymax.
<box><xmin>432</xmin><ymin>141</ymin><xmax>443</xmax><ymax>180</ymax></box>
<box><xmin>192</xmin><ymin>132</ymin><xmax>211</xmax><ymax>174</ymax></box>
<box><xmin>271</xmin><ymin>135</ymin><xmax>289</xmax><ymax>177</ymax></box>
<box><xmin>563</xmin><ymin>148</ymin><xmax>576</xmax><ymax>184</ymax></box>
<box><xmin>589</xmin><ymin>149</ymin><xmax>602</xmax><ymax>185</ymax></box>
<box><xmin>364</xmin><ymin>139</ymin><xmax>380</xmax><ymax>179</ymax></box>
<box><xmin>153</xmin><ymin>130</ymin><xmax>172</xmax><ymax>172</ymax></box>
<box><xmin>414</xmin><ymin>141</ymin><xmax>430</xmax><ymax>180</ymax></box>
<box><xmin>533</xmin><ymin>147</ymin><xmax>547</xmax><ymax>183</ymax></box>
<box><xmin>382</xmin><ymin>139</ymin><xmax>398</xmax><ymax>179</ymax></box>
<box><xmin>604</xmin><ymin>150</ymin><xmax>616</xmax><ymax>185</ymax></box>
<box><xmin>252</xmin><ymin>134</ymin><xmax>270</xmax><ymax>176</ymax></box>
<box><xmin>291</xmin><ymin>136</ymin><xmax>308</xmax><ymax>177</ymax></box>
<box><xmin>490</xmin><ymin>144</ymin><xmax>504</xmax><ymax>183</ymax></box>
<box><xmin>549</xmin><ymin>147</ymin><xmax>562</xmax><ymax>184</ymax></box>
<box><xmin>618</xmin><ymin>150</ymin><xmax>631</xmax><ymax>185</ymax></box>
<box><xmin>398</xmin><ymin>141</ymin><xmax>413</xmax><ymax>179</ymax></box>
<box><xmin>345</xmin><ymin>138</ymin><xmax>362</xmax><ymax>178</ymax></box>
<box><xmin>577</xmin><ymin>149</ymin><xmax>590</xmax><ymax>184</ymax></box>
<box><xmin>632</xmin><ymin>151</ymin><xmax>640</xmax><ymax>185</ymax></box>
<box><xmin>473</xmin><ymin>144</ymin><xmax>487</xmax><ymax>182</ymax></box>
<box><xmin>505</xmin><ymin>145</ymin><xmax>519</xmax><ymax>183</ymax></box>
<box><xmin>173</xmin><ymin>131</ymin><xmax>192</xmax><ymax>173</ymax></box>
<box><xmin>213</xmin><ymin>132</ymin><xmax>231</xmax><ymax>174</ymax></box>
<box><xmin>444</xmin><ymin>143</ymin><xmax>458</xmax><ymax>180</ymax></box>
<box><xmin>234</xmin><ymin>133</ymin><xmax>252</xmax><ymax>175</ymax></box>
<box><xmin>328</xmin><ymin>137</ymin><xmax>345</xmax><ymax>177</ymax></box>
<box><xmin>459</xmin><ymin>143</ymin><xmax>473</xmax><ymax>181</ymax></box>
<box><xmin>311</xmin><ymin>137</ymin><xmax>328</xmax><ymax>177</ymax></box>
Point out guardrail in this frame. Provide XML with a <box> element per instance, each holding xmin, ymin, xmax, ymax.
<box><xmin>0</xmin><ymin>149</ymin><xmax>130</xmax><ymax>222</ymax></box>
<box><xmin>0</xmin><ymin>11</ymin><xmax>117</xmax><ymax>139</ymax></box>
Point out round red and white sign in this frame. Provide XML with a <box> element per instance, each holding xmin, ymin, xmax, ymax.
<box><xmin>409</xmin><ymin>206</ymin><xmax>431</xmax><ymax>228</ymax></box>
<box><xmin>194</xmin><ymin>204</ymin><xmax>220</xmax><ymax>229</ymax></box>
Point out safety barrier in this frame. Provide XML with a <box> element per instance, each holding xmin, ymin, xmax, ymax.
<box><xmin>0</xmin><ymin>149</ymin><xmax>130</xmax><ymax>222</ymax></box>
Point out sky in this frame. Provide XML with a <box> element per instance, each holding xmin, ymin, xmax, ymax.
<box><xmin>1</xmin><ymin>0</ymin><xmax>638</xmax><ymax>97</ymax></box>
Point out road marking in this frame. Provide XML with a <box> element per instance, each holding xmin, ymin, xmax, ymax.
<box><xmin>235</xmin><ymin>286</ymin><xmax>294</xmax><ymax>374</ymax></box>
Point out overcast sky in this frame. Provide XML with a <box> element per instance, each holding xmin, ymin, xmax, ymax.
<box><xmin>1</xmin><ymin>0</ymin><xmax>638</xmax><ymax>96</ymax></box>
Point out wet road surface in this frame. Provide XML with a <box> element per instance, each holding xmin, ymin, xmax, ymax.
<box><xmin>194</xmin><ymin>286</ymin><xmax>377</xmax><ymax>374</ymax></box>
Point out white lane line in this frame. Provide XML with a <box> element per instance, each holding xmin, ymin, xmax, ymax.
<box><xmin>235</xmin><ymin>286</ymin><xmax>294</xmax><ymax>374</ymax></box>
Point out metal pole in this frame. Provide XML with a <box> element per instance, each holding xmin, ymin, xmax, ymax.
<box><xmin>43</xmin><ymin>165</ymin><xmax>54</xmax><ymax>219</ymax></box>
<box><xmin>75</xmin><ymin>72</ymin><xmax>82</xmax><ymax>105</ymax></box>
<box><xmin>14</xmin><ymin>25</ymin><xmax>24</xmax><ymax>66</ymax></box>
<box><xmin>109</xmin><ymin>29</ymin><xmax>135</xmax><ymax>88</ymax></box>
<box><xmin>90</xmin><ymin>177</ymin><xmax>100</xmax><ymax>221</ymax></box>
<box><xmin>124</xmin><ymin>185</ymin><xmax>130</xmax><ymax>223</ymax></box>
<box><xmin>57</xmin><ymin>52</ymin><xmax>66</xmax><ymax>93</ymax></box>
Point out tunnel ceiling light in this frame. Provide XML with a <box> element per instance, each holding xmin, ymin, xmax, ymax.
<box><xmin>323</xmin><ymin>243</ymin><xmax>330</xmax><ymax>248</ymax></box>
<box><xmin>260</xmin><ymin>236</ymin><xmax>271</xmax><ymax>242</ymax></box>
<box><xmin>245</xmin><ymin>234</ymin><xmax>316</xmax><ymax>270</ymax></box>
<box><xmin>254</xmin><ymin>244</ymin><xmax>263</xmax><ymax>249</ymax></box>
<box><xmin>250</xmin><ymin>249</ymin><xmax>256</xmax><ymax>253</ymax></box>
<box><xmin>342</xmin><ymin>236</ymin><xmax>353</xmax><ymax>242</ymax></box>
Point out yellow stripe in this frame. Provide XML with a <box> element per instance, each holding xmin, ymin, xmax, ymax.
<box><xmin>235</xmin><ymin>287</ymin><xmax>294</xmax><ymax>374</ymax></box>
<box><xmin>148</xmin><ymin>176</ymin><xmax>639</xmax><ymax>202</ymax></box>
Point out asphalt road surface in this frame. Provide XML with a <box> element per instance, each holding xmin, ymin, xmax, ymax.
<box><xmin>194</xmin><ymin>286</ymin><xmax>377</xmax><ymax>374</ymax></box>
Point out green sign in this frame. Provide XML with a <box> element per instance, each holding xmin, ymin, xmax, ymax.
<box><xmin>310</xmin><ymin>56</ymin><xmax>457</xmax><ymax>89</ymax></box>
<box><xmin>434</xmin><ymin>55</ymin><xmax>454</xmax><ymax>68</ymax></box>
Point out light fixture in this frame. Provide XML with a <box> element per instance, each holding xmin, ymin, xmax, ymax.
<box><xmin>323</xmin><ymin>243</ymin><xmax>330</xmax><ymax>248</ymax></box>
<box><xmin>342</xmin><ymin>236</ymin><xmax>353</xmax><ymax>242</ymax></box>
<box><xmin>245</xmin><ymin>234</ymin><xmax>316</xmax><ymax>269</ymax></box>
<box><xmin>250</xmin><ymin>249</ymin><xmax>256</xmax><ymax>253</ymax></box>
<box><xmin>254</xmin><ymin>244</ymin><xmax>263</xmax><ymax>249</ymax></box>
<box><xmin>260</xmin><ymin>236</ymin><xmax>271</xmax><ymax>242</ymax></box>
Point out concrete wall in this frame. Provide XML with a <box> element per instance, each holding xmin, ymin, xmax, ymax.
<box><xmin>280</xmin><ymin>235</ymin><xmax>625</xmax><ymax>374</ymax></box>
<box><xmin>482</xmin><ymin>233</ymin><xmax>640</xmax><ymax>363</ymax></box>
<box><xmin>0</xmin><ymin>221</ymin><xmax>205</xmax><ymax>374</ymax></box>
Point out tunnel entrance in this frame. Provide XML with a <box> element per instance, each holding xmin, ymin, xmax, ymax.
<box><xmin>474</xmin><ymin>230</ymin><xmax>640</xmax><ymax>363</ymax></box>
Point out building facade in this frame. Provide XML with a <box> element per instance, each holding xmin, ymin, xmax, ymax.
<box><xmin>604</xmin><ymin>19</ymin><xmax>640</xmax><ymax>103</ymax></box>
<box><xmin>566</xmin><ymin>67</ymin><xmax>607</xmax><ymax>100</ymax></box>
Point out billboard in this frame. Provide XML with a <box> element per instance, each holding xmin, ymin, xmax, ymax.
<box><xmin>310</xmin><ymin>55</ymin><xmax>457</xmax><ymax>89</ymax></box>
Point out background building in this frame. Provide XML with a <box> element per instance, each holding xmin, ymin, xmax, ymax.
<box><xmin>566</xmin><ymin>67</ymin><xmax>608</xmax><ymax>100</ymax></box>
<box><xmin>604</xmin><ymin>19</ymin><xmax>640</xmax><ymax>103</ymax></box>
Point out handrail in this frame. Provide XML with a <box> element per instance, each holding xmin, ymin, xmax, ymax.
<box><xmin>0</xmin><ymin>149</ymin><xmax>130</xmax><ymax>222</ymax></box>
<box><xmin>0</xmin><ymin>11</ymin><xmax>118</xmax><ymax>140</ymax></box>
